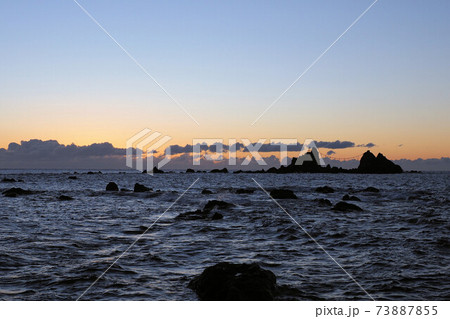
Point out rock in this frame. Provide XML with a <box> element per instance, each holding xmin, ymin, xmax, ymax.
<box><xmin>120</xmin><ymin>188</ymin><xmax>131</xmax><ymax>192</ymax></box>
<box><xmin>235</xmin><ymin>188</ymin><xmax>254</xmax><ymax>194</ymax></box>
<box><xmin>361</xmin><ymin>187</ymin><xmax>379</xmax><ymax>193</ymax></box>
<box><xmin>142</xmin><ymin>170</ymin><xmax>147</xmax><ymax>174</ymax></box>
<box><xmin>270</xmin><ymin>189</ymin><xmax>297</xmax><ymax>199</ymax></box>
<box><xmin>210</xmin><ymin>168</ymin><xmax>228</xmax><ymax>173</ymax></box>
<box><xmin>357</xmin><ymin>151</ymin><xmax>403</xmax><ymax>174</ymax></box>
<box><xmin>4</xmin><ymin>192</ymin><xmax>17</xmax><ymax>198</ymax></box>
<box><xmin>1</xmin><ymin>178</ymin><xmax>16</xmax><ymax>183</ymax></box>
<box><xmin>186</xmin><ymin>168</ymin><xmax>195</xmax><ymax>173</ymax></box>
<box><xmin>152</xmin><ymin>166</ymin><xmax>164</xmax><ymax>174</ymax></box>
<box><xmin>134</xmin><ymin>183</ymin><xmax>152</xmax><ymax>192</ymax></box>
<box><xmin>106</xmin><ymin>182</ymin><xmax>119</xmax><ymax>191</ymax></box>
<box><xmin>58</xmin><ymin>195</ymin><xmax>74</xmax><ymax>201</ymax></box>
<box><xmin>211</xmin><ymin>212</ymin><xmax>223</xmax><ymax>220</ymax></box>
<box><xmin>315</xmin><ymin>186</ymin><xmax>334</xmax><ymax>194</ymax></box>
<box><xmin>201</xmin><ymin>189</ymin><xmax>213</xmax><ymax>195</ymax></box>
<box><xmin>68</xmin><ymin>176</ymin><xmax>77</xmax><ymax>180</ymax></box>
<box><xmin>332</xmin><ymin>201</ymin><xmax>363</xmax><ymax>212</ymax></box>
<box><xmin>314</xmin><ymin>198</ymin><xmax>332</xmax><ymax>206</ymax></box>
<box><xmin>188</xmin><ymin>262</ymin><xmax>277</xmax><ymax>301</ymax></box>
<box><xmin>2</xmin><ymin>188</ymin><xmax>33</xmax><ymax>197</ymax></box>
<box><xmin>342</xmin><ymin>194</ymin><xmax>361</xmax><ymax>201</ymax></box>
<box><xmin>203</xmin><ymin>200</ymin><xmax>233</xmax><ymax>212</ymax></box>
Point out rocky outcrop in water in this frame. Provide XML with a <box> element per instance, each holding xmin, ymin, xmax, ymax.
<box><xmin>270</xmin><ymin>189</ymin><xmax>297</xmax><ymax>199</ymax></box>
<box><xmin>236</xmin><ymin>150</ymin><xmax>403</xmax><ymax>174</ymax></box>
<box><xmin>188</xmin><ymin>262</ymin><xmax>277</xmax><ymax>300</ymax></box>
<box><xmin>357</xmin><ymin>151</ymin><xmax>403</xmax><ymax>174</ymax></box>
<box><xmin>342</xmin><ymin>194</ymin><xmax>361</xmax><ymax>201</ymax></box>
<box><xmin>134</xmin><ymin>183</ymin><xmax>151</xmax><ymax>192</ymax></box>
<box><xmin>58</xmin><ymin>195</ymin><xmax>74</xmax><ymax>201</ymax></box>
<box><xmin>175</xmin><ymin>200</ymin><xmax>232</xmax><ymax>221</ymax></box>
<box><xmin>106</xmin><ymin>182</ymin><xmax>119</xmax><ymax>191</ymax></box>
<box><xmin>1</xmin><ymin>178</ymin><xmax>17</xmax><ymax>183</ymax></box>
<box><xmin>2</xmin><ymin>187</ymin><xmax>34</xmax><ymax>197</ymax></box>
<box><xmin>210</xmin><ymin>168</ymin><xmax>228</xmax><ymax>173</ymax></box>
<box><xmin>332</xmin><ymin>201</ymin><xmax>363</xmax><ymax>212</ymax></box>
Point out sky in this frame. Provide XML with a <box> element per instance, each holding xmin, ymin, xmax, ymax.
<box><xmin>1</xmin><ymin>0</ymin><xmax>449</xmax><ymax>161</ymax></box>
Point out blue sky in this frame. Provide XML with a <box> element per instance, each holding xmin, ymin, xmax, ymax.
<box><xmin>0</xmin><ymin>0</ymin><xmax>449</xmax><ymax>159</ymax></box>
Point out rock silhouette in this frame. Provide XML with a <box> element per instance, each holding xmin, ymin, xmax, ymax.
<box><xmin>2</xmin><ymin>187</ymin><xmax>33</xmax><ymax>197</ymax></box>
<box><xmin>134</xmin><ymin>183</ymin><xmax>151</xmax><ymax>192</ymax></box>
<box><xmin>270</xmin><ymin>189</ymin><xmax>297</xmax><ymax>199</ymax></box>
<box><xmin>357</xmin><ymin>151</ymin><xmax>403</xmax><ymax>174</ymax></box>
<box><xmin>333</xmin><ymin>201</ymin><xmax>363</xmax><ymax>212</ymax></box>
<box><xmin>106</xmin><ymin>182</ymin><xmax>119</xmax><ymax>191</ymax></box>
<box><xmin>342</xmin><ymin>194</ymin><xmax>361</xmax><ymax>201</ymax></box>
<box><xmin>210</xmin><ymin>168</ymin><xmax>228</xmax><ymax>173</ymax></box>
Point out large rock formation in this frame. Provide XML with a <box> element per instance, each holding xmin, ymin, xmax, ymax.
<box><xmin>357</xmin><ymin>151</ymin><xmax>403</xmax><ymax>174</ymax></box>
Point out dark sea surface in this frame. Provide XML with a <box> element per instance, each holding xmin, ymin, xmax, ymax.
<box><xmin>0</xmin><ymin>170</ymin><xmax>449</xmax><ymax>301</ymax></box>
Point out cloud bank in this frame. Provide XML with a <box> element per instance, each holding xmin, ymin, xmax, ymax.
<box><xmin>0</xmin><ymin>139</ymin><xmax>448</xmax><ymax>171</ymax></box>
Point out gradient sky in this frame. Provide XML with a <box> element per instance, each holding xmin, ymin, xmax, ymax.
<box><xmin>1</xmin><ymin>0</ymin><xmax>449</xmax><ymax>160</ymax></box>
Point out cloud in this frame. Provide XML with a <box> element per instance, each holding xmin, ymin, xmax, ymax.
<box><xmin>327</xmin><ymin>150</ymin><xmax>336</xmax><ymax>156</ymax></box>
<box><xmin>357</xmin><ymin>142</ymin><xmax>376</xmax><ymax>148</ymax></box>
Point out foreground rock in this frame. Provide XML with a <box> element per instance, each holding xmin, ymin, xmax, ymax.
<box><xmin>270</xmin><ymin>189</ymin><xmax>297</xmax><ymax>199</ymax></box>
<box><xmin>2</xmin><ymin>187</ymin><xmax>34</xmax><ymax>197</ymax></box>
<box><xmin>106</xmin><ymin>182</ymin><xmax>119</xmax><ymax>191</ymax></box>
<box><xmin>188</xmin><ymin>262</ymin><xmax>277</xmax><ymax>300</ymax></box>
<box><xmin>134</xmin><ymin>183</ymin><xmax>152</xmax><ymax>192</ymax></box>
<box><xmin>332</xmin><ymin>201</ymin><xmax>363</xmax><ymax>212</ymax></box>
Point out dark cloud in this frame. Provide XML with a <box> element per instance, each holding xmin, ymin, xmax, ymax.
<box><xmin>327</xmin><ymin>150</ymin><xmax>336</xmax><ymax>156</ymax></box>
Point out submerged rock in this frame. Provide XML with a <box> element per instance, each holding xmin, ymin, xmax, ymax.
<box><xmin>211</xmin><ymin>212</ymin><xmax>223</xmax><ymax>220</ymax></box>
<box><xmin>235</xmin><ymin>188</ymin><xmax>254</xmax><ymax>194</ymax></box>
<box><xmin>315</xmin><ymin>186</ymin><xmax>334</xmax><ymax>194</ymax></box>
<box><xmin>342</xmin><ymin>194</ymin><xmax>361</xmax><ymax>201</ymax></box>
<box><xmin>186</xmin><ymin>168</ymin><xmax>195</xmax><ymax>173</ymax></box>
<box><xmin>361</xmin><ymin>187</ymin><xmax>380</xmax><ymax>193</ymax></box>
<box><xmin>203</xmin><ymin>200</ymin><xmax>233</xmax><ymax>212</ymax></box>
<box><xmin>68</xmin><ymin>176</ymin><xmax>77</xmax><ymax>180</ymax></box>
<box><xmin>188</xmin><ymin>262</ymin><xmax>277</xmax><ymax>301</ymax></box>
<box><xmin>1</xmin><ymin>178</ymin><xmax>16</xmax><ymax>183</ymax></box>
<box><xmin>270</xmin><ymin>189</ymin><xmax>297</xmax><ymax>199</ymax></box>
<box><xmin>314</xmin><ymin>198</ymin><xmax>332</xmax><ymax>206</ymax></box>
<box><xmin>201</xmin><ymin>189</ymin><xmax>213</xmax><ymax>195</ymax></box>
<box><xmin>2</xmin><ymin>188</ymin><xmax>33</xmax><ymax>197</ymax></box>
<box><xmin>58</xmin><ymin>195</ymin><xmax>74</xmax><ymax>201</ymax></box>
<box><xmin>332</xmin><ymin>201</ymin><xmax>363</xmax><ymax>212</ymax></box>
<box><xmin>134</xmin><ymin>183</ymin><xmax>152</xmax><ymax>192</ymax></box>
<box><xmin>106</xmin><ymin>182</ymin><xmax>119</xmax><ymax>191</ymax></box>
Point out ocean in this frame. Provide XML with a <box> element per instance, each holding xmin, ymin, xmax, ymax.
<box><xmin>0</xmin><ymin>170</ymin><xmax>449</xmax><ymax>300</ymax></box>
